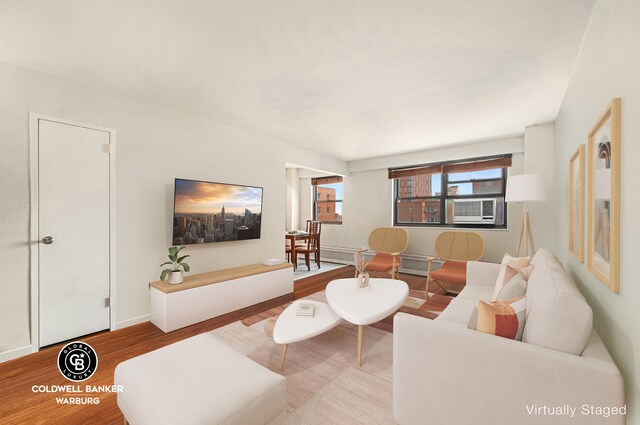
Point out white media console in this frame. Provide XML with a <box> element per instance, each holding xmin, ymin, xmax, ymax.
<box><xmin>150</xmin><ymin>262</ymin><xmax>293</xmax><ymax>332</ymax></box>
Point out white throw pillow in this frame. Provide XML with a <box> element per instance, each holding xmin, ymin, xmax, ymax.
<box><xmin>496</xmin><ymin>273</ymin><xmax>528</xmax><ymax>300</ymax></box>
<box><xmin>491</xmin><ymin>253</ymin><xmax>532</xmax><ymax>301</ymax></box>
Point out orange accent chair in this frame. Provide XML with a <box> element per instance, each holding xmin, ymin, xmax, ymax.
<box><xmin>426</xmin><ymin>231</ymin><xmax>485</xmax><ymax>297</ymax></box>
<box><xmin>360</xmin><ymin>227</ymin><xmax>409</xmax><ymax>279</ymax></box>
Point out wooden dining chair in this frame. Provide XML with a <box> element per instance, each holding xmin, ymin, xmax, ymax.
<box><xmin>425</xmin><ymin>231</ymin><xmax>485</xmax><ymax>297</ymax></box>
<box><xmin>285</xmin><ymin>244</ymin><xmax>291</xmax><ymax>263</ymax></box>
<box><xmin>295</xmin><ymin>220</ymin><xmax>319</xmax><ymax>246</ymax></box>
<box><xmin>295</xmin><ymin>221</ymin><xmax>321</xmax><ymax>270</ymax></box>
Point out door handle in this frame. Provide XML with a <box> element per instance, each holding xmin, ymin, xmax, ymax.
<box><xmin>42</xmin><ymin>236</ymin><xmax>55</xmax><ymax>245</ymax></box>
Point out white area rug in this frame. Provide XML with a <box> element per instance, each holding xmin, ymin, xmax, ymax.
<box><xmin>210</xmin><ymin>293</ymin><xmax>396</xmax><ymax>425</ymax></box>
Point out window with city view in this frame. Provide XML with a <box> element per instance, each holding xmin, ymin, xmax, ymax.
<box><xmin>312</xmin><ymin>176</ymin><xmax>343</xmax><ymax>224</ymax></box>
<box><xmin>390</xmin><ymin>155</ymin><xmax>511</xmax><ymax>228</ymax></box>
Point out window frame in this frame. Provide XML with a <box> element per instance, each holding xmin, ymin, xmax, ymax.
<box><xmin>313</xmin><ymin>180</ymin><xmax>343</xmax><ymax>225</ymax></box>
<box><xmin>392</xmin><ymin>155</ymin><xmax>509</xmax><ymax>229</ymax></box>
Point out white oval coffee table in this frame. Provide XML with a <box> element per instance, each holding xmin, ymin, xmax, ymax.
<box><xmin>326</xmin><ymin>278</ymin><xmax>408</xmax><ymax>367</ymax></box>
<box><xmin>273</xmin><ymin>300</ymin><xmax>342</xmax><ymax>371</ymax></box>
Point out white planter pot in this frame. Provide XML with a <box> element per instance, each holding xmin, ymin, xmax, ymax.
<box><xmin>168</xmin><ymin>270</ymin><xmax>184</xmax><ymax>284</ymax></box>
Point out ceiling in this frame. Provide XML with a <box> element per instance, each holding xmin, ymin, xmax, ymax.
<box><xmin>0</xmin><ymin>0</ymin><xmax>594</xmax><ymax>161</ymax></box>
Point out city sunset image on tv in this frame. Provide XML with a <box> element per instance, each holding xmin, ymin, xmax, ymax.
<box><xmin>172</xmin><ymin>179</ymin><xmax>263</xmax><ymax>245</ymax></box>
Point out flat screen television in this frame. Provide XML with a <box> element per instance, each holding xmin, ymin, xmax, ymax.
<box><xmin>172</xmin><ymin>178</ymin><xmax>263</xmax><ymax>245</ymax></box>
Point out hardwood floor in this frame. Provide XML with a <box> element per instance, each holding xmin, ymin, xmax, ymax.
<box><xmin>0</xmin><ymin>265</ymin><xmax>440</xmax><ymax>424</ymax></box>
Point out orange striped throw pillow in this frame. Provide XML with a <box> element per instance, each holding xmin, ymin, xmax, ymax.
<box><xmin>468</xmin><ymin>297</ymin><xmax>527</xmax><ymax>340</ymax></box>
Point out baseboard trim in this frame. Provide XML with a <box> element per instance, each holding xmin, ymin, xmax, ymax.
<box><xmin>115</xmin><ymin>314</ymin><xmax>150</xmax><ymax>330</ymax></box>
<box><xmin>401</xmin><ymin>268</ymin><xmax>428</xmax><ymax>277</ymax></box>
<box><xmin>319</xmin><ymin>257</ymin><xmax>352</xmax><ymax>266</ymax></box>
<box><xmin>0</xmin><ymin>345</ymin><xmax>35</xmax><ymax>364</ymax></box>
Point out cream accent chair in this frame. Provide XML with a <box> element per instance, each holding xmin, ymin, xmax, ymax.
<box><xmin>425</xmin><ymin>231</ymin><xmax>484</xmax><ymax>297</ymax></box>
<box><xmin>359</xmin><ymin>227</ymin><xmax>409</xmax><ymax>279</ymax></box>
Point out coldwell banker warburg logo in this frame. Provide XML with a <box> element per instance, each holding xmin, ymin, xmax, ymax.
<box><xmin>57</xmin><ymin>341</ymin><xmax>98</xmax><ymax>381</ymax></box>
<box><xmin>31</xmin><ymin>341</ymin><xmax>123</xmax><ymax>405</ymax></box>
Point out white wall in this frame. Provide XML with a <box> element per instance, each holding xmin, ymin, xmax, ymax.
<box><xmin>0</xmin><ymin>60</ymin><xmax>347</xmax><ymax>359</ymax></box>
<box><xmin>554</xmin><ymin>0</ymin><xmax>639</xmax><ymax>419</ymax></box>
<box><xmin>523</xmin><ymin>122</ymin><xmax>557</xmax><ymax>253</ymax></box>
<box><xmin>319</xmin><ymin>137</ymin><xmax>526</xmax><ymax>264</ymax></box>
<box><xmin>284</xmin><ymin>167</ymin><xmax>300</xmax><ymax>231</ymax></box>
<box><xmin>299</xmin><ymin>177</ymin><xmax>313</xmax><ymax>231</ymax></box>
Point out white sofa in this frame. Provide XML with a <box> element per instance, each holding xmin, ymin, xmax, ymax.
<box><xmin>393</xmin><ymin>249</ymin><xmax>625</xmax><ymax>425</ymax></box>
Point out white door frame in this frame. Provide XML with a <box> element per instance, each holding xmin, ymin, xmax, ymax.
<box><xmin>29</xmin><ymin>113</ymin><xmax>116</xmax><ymax>352</ymax></box>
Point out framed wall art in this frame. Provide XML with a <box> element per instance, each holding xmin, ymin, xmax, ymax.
<box><xmin>587</xmin><ymin>98</ymin><xmax>621</xmax><ymax>292</ymax></box>
<box><xmin>569</xmin><ymin>145</ymin><xmax>585</xmax><ymax>262</ymax></box>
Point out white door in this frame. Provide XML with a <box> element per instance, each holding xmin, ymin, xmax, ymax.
<box><xmin>38</xmin><ymin>119</ymin><xmax>111</xmax><ymax>347</ymax></box>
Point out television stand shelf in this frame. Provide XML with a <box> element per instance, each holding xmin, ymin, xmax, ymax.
<box><xmin>150</xmin><ymin>262</ymin><xmax>293</xmax><ymax>332</ymax></box>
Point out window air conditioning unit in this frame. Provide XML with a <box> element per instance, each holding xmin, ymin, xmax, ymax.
<box><xmin>453</xmin><ymin>199</ymin><xmax>496</xmax><ymax>224</ymax></box>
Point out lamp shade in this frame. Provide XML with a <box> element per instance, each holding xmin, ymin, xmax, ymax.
<box><xmin>506</xmin><ymin>174</ymin><xmax>547</xmax><ymax>203</ymax></box>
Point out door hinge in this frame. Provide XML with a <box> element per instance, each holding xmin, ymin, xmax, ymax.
<box><xmin>105</xmin><ymin>297</ymin><xmax>111</xmax><ymax>307</ymax></box>
<box><xmin>103</xmin><ymin>143</ymin><xmax>113</xmax><ymax>154</ymax></box>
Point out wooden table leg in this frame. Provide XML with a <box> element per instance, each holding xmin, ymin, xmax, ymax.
<box><xmin>357</xmin><ymin>325</ymin><xmax>364</xmax><ymax>367</ymax></box>
<box><xmin>290</xmin><ymin>240</ymin><xmax>297</xmax><ymax>271</ymax></box>
<box><xmin>279</xmin><ymin>344</ymin><xmax>288</xmax><ymax>372</ymax></box>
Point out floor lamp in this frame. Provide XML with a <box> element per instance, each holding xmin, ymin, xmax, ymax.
<box><xmin>506</xmin><ymin>174</ymin><xmax>547</xmax><ymax>257</ymax></box>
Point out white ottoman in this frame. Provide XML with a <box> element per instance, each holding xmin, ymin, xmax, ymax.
<box><xmin>114</xmin><ymin>333</ymin><xmax>286</xmax><ymax>425</ymax></box>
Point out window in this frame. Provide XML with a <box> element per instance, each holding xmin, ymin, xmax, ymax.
<box><xmin>312</xmin><ymin>176</ymin><xmax>343</xmax><ymax>224</ymax></box>
<box><xmin>390</xmin><ymin>155</ymin><xmax>510</xmax><ymax>228</ymax></box>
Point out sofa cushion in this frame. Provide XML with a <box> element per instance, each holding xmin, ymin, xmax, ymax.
<box><xmin>522</xmin><ymin>249</ymin><xmax>593</xmax><ymax>355</ymax></box>
<box><xmin>435</xmin><ymin>297</ymin><xmax>479</xmax><ymax>326</ymax></box>
<box><xmin>456</xmin><ymin>285</ymin><xmax>494</xmax><ymax>301</ymax></box>
<box><xmin>530</xmin><ymin>247</ymin><xmax>559</xmax><ymax>269</ymax></box>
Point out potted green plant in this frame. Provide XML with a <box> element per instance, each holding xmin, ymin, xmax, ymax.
<box><xmin>160</xmin><ymin>246</ymin><xmax>191</xmax><ymax>284</ymax></box>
